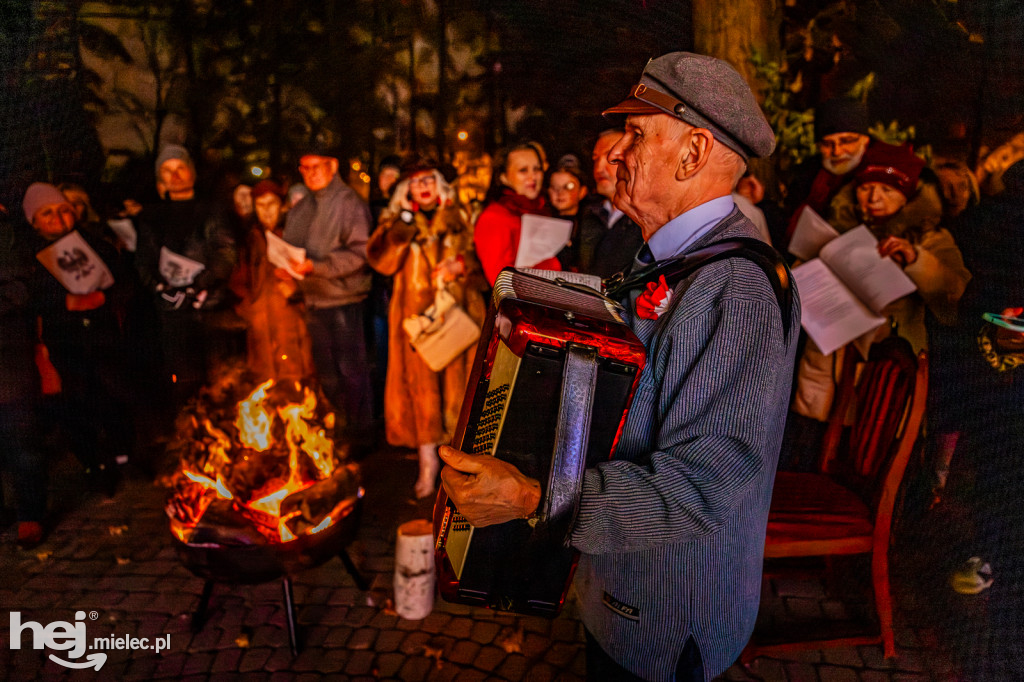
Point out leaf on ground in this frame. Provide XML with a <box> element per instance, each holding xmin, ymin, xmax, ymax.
<box><xmin>496</xmin><ymin>625</ymin><xmax>524</xmax><ymax>654</ymax></box>
<box><xmin>422</xmin><ymin>643</ymin><xmax>444</xmax><ymax>669</ymax></box>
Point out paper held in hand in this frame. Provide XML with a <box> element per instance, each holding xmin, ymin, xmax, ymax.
<box><xmin>265</xmin><ymin>231</ymin><xmax>308</xmax><ymax>280</ymax></box>
<box><xmin>35</xmin><ymin>230</ymin><xmax>114</xmax><ymax>294</ymax></box>
<box><xmin>159</xmin><ymin>246</ymin><xmax>205</xmax><ymax>288</ymax></box>
<box><xmin>791</xmin><ymin>217</ymin><xmax>917</xmax><ymax>356</ymax></box>
<box><xmin>514</xmin><ymin>214</ymin><xmax>573</xmax><ymax>268</ymax></box>
<box><xmin>106</xmin><ymin>218</ymin><xmax>138</xmax><ymax>252</ymax></box>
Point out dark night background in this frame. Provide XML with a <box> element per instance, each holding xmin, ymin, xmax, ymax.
<box><xmin>0</xmin><ymin>0</ymin><xmax>1021</xmax><ymax>209</ymax></box>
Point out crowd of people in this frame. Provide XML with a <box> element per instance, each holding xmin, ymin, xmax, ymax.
<box><xmin>0</xmin><ymin>65</ymin><xmax>1021</xmax><ymax>623</ymax></box>
<box><xmin>0</xmin><ymin>47</ymin><xmax>1021</xmax><ymax>678</ymax></box>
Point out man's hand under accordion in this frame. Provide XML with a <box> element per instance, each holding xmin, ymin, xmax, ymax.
<box><xmin>439</xmin><ymin>446</ymin><xmax>542</xmax><ymax>527</ymax></box>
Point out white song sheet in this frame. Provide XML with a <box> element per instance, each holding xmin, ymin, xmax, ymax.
<box><xmin>35</xmin><ymin>230</ymin><xmax>114</xmax><ymax>294</ymax></box>
<box><xmin>265</xmin><ymin>231</ymin><xmax>308</xmax><ymax>280</ymax></box>
<box><xmin>159</xmin><ymin>246</ymin><xmax>205</xmax><ymax>288</ymax></box>
<box><xmin>106</xmin><ymin>218</ymin><xmax>138</xmax><ymax>252</ymax></box>
<box><xmin>792</xmin><ymin>259</ymin><xmax>886</xmax><ymax>356</ymax></box>
<box><xmin>788</xmin><ymin>205</ymin><xmax>840</xmax><ymax>262</ymax></box>
<box><xmin>818</xmin><ymin>225</ymin><xmax>918</xmax><ymax>313</ymax></box>
<box><xmin>514</xmin><ymin>214</ymin><xmax>573</xmax><ymax>268</ymax></box>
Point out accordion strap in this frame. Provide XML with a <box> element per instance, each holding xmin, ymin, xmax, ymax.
<box><xmin>539</xmin><ymin>343</ymin><xmax>600</xmax><ymax>544</ymax></box>
<box><xmin>604</xmin><ymin>237</ymin><xmax>795</xmax><ymax>337</ymax></box>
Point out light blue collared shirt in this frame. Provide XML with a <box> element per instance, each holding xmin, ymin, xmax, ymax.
<box><xmin>646</xmin><ymin>195</ymin><xmax>735</xmax><ymax>261</ymax></box>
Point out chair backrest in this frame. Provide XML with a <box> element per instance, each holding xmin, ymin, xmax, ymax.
<box><xmin>819</xmin><ymin>336</ymin><xmax>928</xmax><ymax>511</ymax></box>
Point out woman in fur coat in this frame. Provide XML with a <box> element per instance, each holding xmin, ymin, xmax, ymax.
<box><xmin>367</xmin><ymin>159</ymin><xmax>488</xmax><ymax>498</ymax></box>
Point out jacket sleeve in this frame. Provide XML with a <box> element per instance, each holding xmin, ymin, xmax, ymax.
<box><xmin>133</xmin><ymin>217</ymin><xmax>163</xmax><ymax>294</ymax></box>
<box><xmin>310</xmin><ymin>194</ymin><xmax>371</xmax><ymax>280</ymax></box>
<box><xmin>569</xmin><ymin>280</ymin><xmax>787</xmax><ymax>554</ymax></box>
<box><xmin>366</xmin><ymin>211</ymin><xmax>417</xmax><ymax>277</ymax></box>
<box><xmin>194</xmin><ymin>209</ymin><xmax>239</xmax><ymax>297</ymax></box>
<box><xmin>906</xmin><ymin>227</ymin><xmax>972</xmax><ymax>326</ymax></box>
<box><xmin>473</xmin><ymin>205</ymin><xmax>516</xmax><ymax>285</ymax></box>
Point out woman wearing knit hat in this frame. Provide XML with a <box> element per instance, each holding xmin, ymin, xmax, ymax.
<box><xmin>366</xmin><ymin>157</ymin><xmax>488</xmax><ymax>499</ymax></box>
<box><xmin>21</xmin><ymin>183</ymin><xmax>135</xmax><ymax>507</ymax></box>
<box><xmin>789</xmin><ymin>144</ymin><xmax>972</xmax><ymax>461</ymax></box>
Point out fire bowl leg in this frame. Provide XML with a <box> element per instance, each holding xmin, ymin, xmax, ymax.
<box><xmin>282</xmin><ymin>576</ymin><xmax>300</xmax><ymax>657</ymax></box>
<box><xmin>192</xmin><ymin>580</ymin><xmax>215</xmax><ymax>633</ymax></box>
<box><xmin>339</xmin><ymin>549</ymin><xmax>371</xmax><ymax>591</ymax></box>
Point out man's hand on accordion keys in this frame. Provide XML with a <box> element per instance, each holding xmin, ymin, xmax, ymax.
<box><xmin>438</xmin><ymin>445</ymin><xmax>542</xmax><ymax>527</ymax></box>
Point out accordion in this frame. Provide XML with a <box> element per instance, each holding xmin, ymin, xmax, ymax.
<box><xmin>433</xmin><ymin>268</ymin><xmax>646</xmax><ymax>617</ymax></box>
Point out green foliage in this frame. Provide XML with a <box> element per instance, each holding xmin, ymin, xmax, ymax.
<box><xmin>869</xmin><ymin>120</ymin><xmax>915</xmax><ymax>145</ymax></box>
<box><xmin>749</xmin><ymin>49</ymin><xmax>816</xmax><ymax>169</ymax></box>
<box><xmin>845</xmin><ymin>72</ymin><xmax>875</xmax><ymax>103</ymax></box>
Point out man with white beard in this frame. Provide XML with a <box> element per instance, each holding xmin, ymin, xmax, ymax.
<box><xmin>783</xmin><ymin>98</ymin><xmax>873</xmax><ymax>247</ymax></box>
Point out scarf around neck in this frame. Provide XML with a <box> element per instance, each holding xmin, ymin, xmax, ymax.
<box><xmin>496</xmin><ymin>187</ymin><xmax>550</xmax><ymax>217</ymax></box>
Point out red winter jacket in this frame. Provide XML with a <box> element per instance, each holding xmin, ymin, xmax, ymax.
<box><xmin>474</xmin><ymin>189</ymin><xmax>561</xmax><ymax>285</ymax></box>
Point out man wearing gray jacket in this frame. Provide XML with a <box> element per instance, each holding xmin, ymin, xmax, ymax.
<box><xmin>284</xmin><ymin>143</ymin><xmax>374</xmax><ymax>446</ymax></box>
<box><xmin>440</xmin><ymin>52</ymin><xmax>800</xmax><ymax>681</ymax></box>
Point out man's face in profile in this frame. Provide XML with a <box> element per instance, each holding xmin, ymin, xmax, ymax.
<box><xmin>592</xmin><ymin>133</ymin><xmax>621</xmax><ymax>200</ymax></box>
<box><xmin>607</xmin><ymin>114</ymin><xmax>686</xmax><ymax>230</ymax></box>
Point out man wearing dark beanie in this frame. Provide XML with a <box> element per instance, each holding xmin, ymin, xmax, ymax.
<box><xmin>133</xmin><ymin>143</ymin><xmax>240</xmax><ymax>411</ymax></box>
<box><xmin>784</xmin><ymin>98</ymin><xmax>874</xmax><ymax>246</ymax></box>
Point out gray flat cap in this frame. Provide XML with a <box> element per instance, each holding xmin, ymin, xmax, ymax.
<box><xmin>604</xmin><ymin>52</ymin><xmax>776</xmax><ymax>160</ymax></box>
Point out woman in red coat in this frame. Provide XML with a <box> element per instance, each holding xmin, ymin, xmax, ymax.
<box><xmin>473</xmin><ymin>141</ymin><xmax>561</xmax><ymax>284</ymax></box>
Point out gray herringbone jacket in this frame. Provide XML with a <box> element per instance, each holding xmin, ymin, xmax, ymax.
<box><xmin>569</xmin><ymin>210</ymin><xmax>801</xmax><ymax>681</ymax></box>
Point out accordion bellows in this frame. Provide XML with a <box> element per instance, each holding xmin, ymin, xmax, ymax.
<box><xmin>433</xmin><ymin>268</ymin><xmax>646</xmax><ymax>616</ymax></box>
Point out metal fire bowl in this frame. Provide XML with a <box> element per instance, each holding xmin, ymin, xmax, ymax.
<box><xmin>173</xmin><ymin>499</ymin><xmax>362</xmax><ymax>585</ymax></box>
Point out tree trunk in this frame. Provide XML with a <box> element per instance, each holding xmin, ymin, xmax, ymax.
<box><xmin>692</xmin><ymin>0</ymin><xmax>782</xmax><ymax>193</ymax></box>
<box><xmin>692</xmin><ymin>0</ymin><xmax>781</xmax><ymax>96</ymax></box>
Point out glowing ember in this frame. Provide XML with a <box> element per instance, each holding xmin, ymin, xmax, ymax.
<box><xmin>167</xmin><ymin>374</ymin><xmax>351</xmax><ymax>544</ymax></box>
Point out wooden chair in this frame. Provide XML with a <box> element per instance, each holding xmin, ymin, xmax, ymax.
<box><xmin>746</xmin><ymin>335</ymin><xmax>928</xmax><ymax>661</ymax></box>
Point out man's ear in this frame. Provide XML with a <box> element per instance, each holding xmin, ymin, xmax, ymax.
<box><xmin>676</xmin><ymin>128</ymin><xmax>714</xmax><ymax>180</ymax></box>
<box><xmin>156</xmin><ymin>182</ymin><xmax>167</xmax><ymax>200</ymax></box>
<box><xmin>329</xmin><ymin>158</ymin><xmax>340</xmax><ymax>177</ymax></box>
<box><xmin>499</xmin><ymin>171</ymin><xmax>509</xmax><ymax>187</ymax></box>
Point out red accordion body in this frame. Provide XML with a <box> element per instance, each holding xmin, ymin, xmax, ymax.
<box><xmin>433</xmin><ymin>269</ymin><xmax>646</xmax><ymax>617</ymax></box>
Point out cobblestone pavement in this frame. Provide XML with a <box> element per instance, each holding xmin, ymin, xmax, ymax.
<box><xmin>0</xmin><ymin>445</ymin><xmax>968</xmax><ymax>681</ymax></box>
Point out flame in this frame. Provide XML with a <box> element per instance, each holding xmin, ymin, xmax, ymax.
<box><xmin>236</xmin><ymin>379</ymin><xmax>275</xmax><ymax>451</ymax></box>
<box><xmin>278</xmin><ymin>386</ymin><xmax>335</xmax><ymax>479</ymax></box>
<box><xmin>183</xmin><ymin>471</ymin><xmax>233</xmax><ymax>499</ymax></box>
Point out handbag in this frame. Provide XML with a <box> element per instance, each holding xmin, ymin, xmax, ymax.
<box><xmin>978</xmin><ymin>313</ymin><xmax>1024</xmax><ymax>372</ymax></box>
<box><xmin>402</xmin><ymin>284</ymin><xmax>480</xmax><ymax>372</ymax></box>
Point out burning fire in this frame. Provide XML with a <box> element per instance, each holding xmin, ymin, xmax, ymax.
<box><xmin>167</xmin><ymin>376</ymin><xmax>356</xmax><ymax>544</ymax></box>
